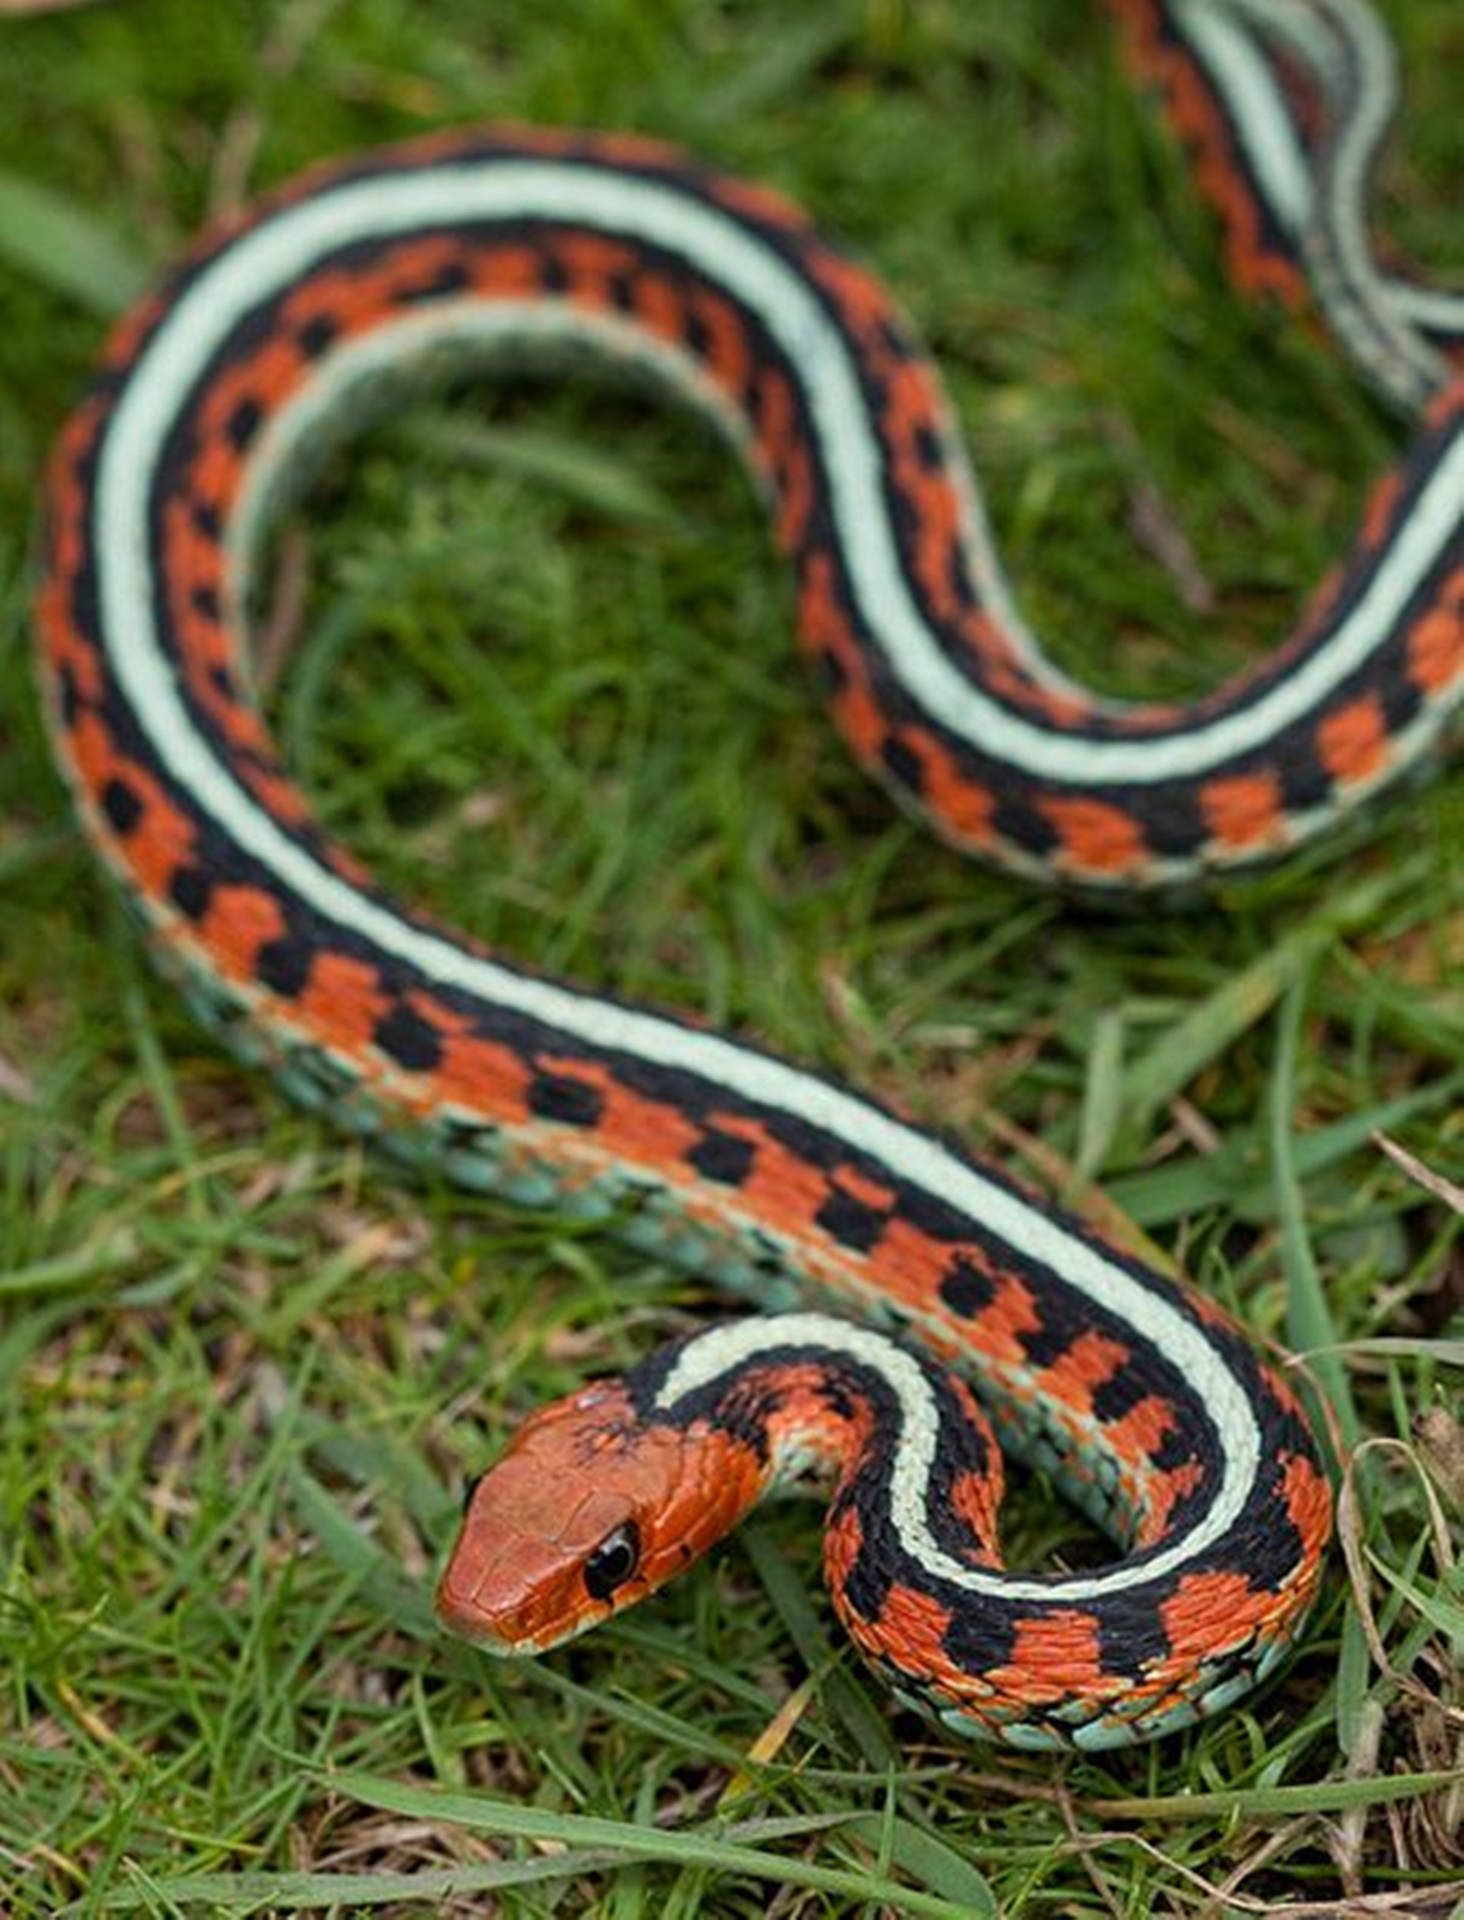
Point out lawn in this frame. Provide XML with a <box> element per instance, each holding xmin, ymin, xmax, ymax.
<box><xmin>0</xmin><ymin>0</ymin><xmax>1460</xmax><ymax>1913</ymax></box>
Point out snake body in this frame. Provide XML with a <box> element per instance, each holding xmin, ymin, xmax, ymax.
<box><xmin>36</xmin><ymin>0</ymin><xmax>1461</xmax><ymax>1749</ymax></box>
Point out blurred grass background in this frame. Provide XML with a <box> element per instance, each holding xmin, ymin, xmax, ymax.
<box><xmin>0</xmin><ymin>0</ymin><xmax>1460</xmax><ymax>1912</ymax></box>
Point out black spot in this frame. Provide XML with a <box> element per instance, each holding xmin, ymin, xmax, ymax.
<box><xmin>538</xmin><ymin>251</ymin><xmax>570</xmax><ymax>297</ymax></box>
<box><xmin>1277</xmin><ymin>740</ymin><xmax>1330</xmax><ymax>811</ymax></box>
<box><xmin>833</xmin><ymin>1494</ymin><xmax>894</xmax><ymax>1624</ymax></box>
<box><xmin>880</xmin><ymin>733</ymin><xmax>925</xmax><ymax>796</ymax></box>
<box><xmin>225</xmin><ymin>398</ymin><xmax>264</xmax><ymax>452</ymax></box>
<box><xmin>939</xmin><ymin>1255</ymin><xmax>995</xmax><ymax>1320</ymax></box>
<box><xmin>687</xmin><ymin>1126</ymin><xmax>755</xmax><ymax>1186</ymax></box>
<box><xmin>459</xmin><ymin>1470</ymin><xmax>483</xmax><ymax>1517</ymax></box>
<box><xmin>713</xmin><ymin>1377</ymin><xmax>776</xmax><ymax>1461</ymax></box>
<box><xmin>993</xmin><ymin>789</ymin><xmax>1058</xmax><ymax>859</ymax></box>
<box><xmin>100</xmin><ymin>776</ymin><xmax>143</xmax><ymax>836</ymax></box>
<box><xmin>913</xmin><ymin>422</ymin><xmax>946</xmax><ymax>469</ymax></box>
<box><xmin>191</xmin><ymin>583</ymin><xmax>220</xmax><ymax>623</ymax></box>
<box><xmin>527</xmin><ymin>1068</ymin><xmax>603</xmax><ymax>1128</ymax></box>
<box><xmin>810</xmin><ymin>644</ymin><xmax>848</xmax><ymax>695</ymax></box>
<box><xmin>374</xmin><ymin>1002</ymin><xmax>444</xmax><ymax>1072</ymax></box>
<box><xmin>941</xmin><ymin>1595</ymin><xmax>1017</xmax><ymax>1678</ymax></box>
<box><xmin>255</xmin><ymin>936</ymin><xmax>313</xmax><ymax>999</ymax></box>
<box><xmin>815</xmin><ymin>1184</ymin><xmax>889</xmax><ymax>1254</ymax></box>
<box><xmin>54</xmin><ymin>664</ymin><xmax>83</xmax><ymax>729</ymax></box>
<box><xmin>192</xmin><ymin>499</ymin><xmax>223</xmax><ymax>542</ymax></box>
<box><xmin>1378</xmin><ymin>655</ymin><xmax>1423</xmax><ymax>736</ymax></box>
<box><xmin>820</xmin><ymin>1373</ymin><xmax>860</xmax><ymax>1422</ymax></box>
<box><xmin>1014</xmin><ymin>1317</ymin><xmax>1073</xmax><ymax>1371</ymax></box>
<box><xmin>1094</xmin><ymin>1588</ymin><xmax>1171</xmax><ymax>1681</ymax></box>
<box><xmin>1149</xmin><ymin>1424</ymin><xmax>1200</xmax><ymax>1473</ymax></box>
<box><xmin>168</xmin><ymin>865</ymin><xmax>213</xmax><ymax>922</ymax></box>
<box><xmin>682</xmin><ymin>307</ymin><xmax>711</xmax><ymax>363</ymax></box>
<box><xmin>898</xmin><ymin>1185</ymin><xmax>979</xmax><ymax>1244</ymax></box>
<box><xmin>392</xmin><ymin>260</ymin><xmax>472</xmax><ymax>305</ymax></box>
<box><xmin>298</xmin><ymin>313</ymin><xmax>339</xmax><ymax>359</ymax></box>
<box><xmin>1089</xmin><ymin>1363</ymin><xmax>1149</xmax><ymax>1425</ymax></box>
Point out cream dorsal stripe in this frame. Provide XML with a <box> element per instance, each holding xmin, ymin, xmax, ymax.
<box><xmin>98</xmin><ymin>157</ymin><xmax>1464</xmax><ymax>812</ymax></box>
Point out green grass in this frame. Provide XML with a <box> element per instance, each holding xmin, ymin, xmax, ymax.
<box><xmin>1</xmin><ymin>0</ymin><xmax>1461</xmax><ymax>1913</ymax></box>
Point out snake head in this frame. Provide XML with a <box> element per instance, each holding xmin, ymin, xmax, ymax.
<box><xmin>435</xmin><ymin>1376</ymin><xmax>766</xmax><ymax>1654</ymax></box>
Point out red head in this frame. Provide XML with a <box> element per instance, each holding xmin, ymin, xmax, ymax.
<box><xmin>435</xmin><ymin>1379</ymin><xmax>767</xmax><ymax>1653</ymax></box>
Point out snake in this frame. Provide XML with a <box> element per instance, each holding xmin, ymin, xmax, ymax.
<box><xmin>34</xmin><ymin>0</ymin><xmax>1461</xmax><ymax>1753</ymax></box>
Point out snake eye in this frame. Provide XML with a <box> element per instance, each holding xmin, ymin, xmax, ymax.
<box><xmin>584</xmin><ymin>1520</ymin><xmax>641</xmax><ymax>1600</ymax></box>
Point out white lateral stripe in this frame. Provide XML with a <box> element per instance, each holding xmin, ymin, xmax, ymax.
<box><xmin>656</xmin><ymin>1311</ymin><xmax>1206</xmax><ymax>1603</ymax></box>
<box><xmin>99</xmin><ymin>158</ymin><xmax>1461</xmax><ymax>794</ymax></box>
<box><xmin>1176</xmin><ymin>0</ymin><xmax>1315</xmax><ymax>231</ymax></box>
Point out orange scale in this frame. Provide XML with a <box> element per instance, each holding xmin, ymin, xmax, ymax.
<box><xmin>947</xmin><ymin>1468</ymin><xmax>1001</xmax><ymax>1567</ymax></box>
<box><xmin>881</xmin><ymin>370</ymin><xmax>938</xmax><ymax>444</ymax></box>
<box><xmin>99</xmin><ymin>288</ymin><xmax>169</xmax><ymax>372</ymax></box>
<box><xmin>689</xmin><ymin>286</ymin><xmax>753</xmax><ymax>399</ymax></box>
<box><xmin>278</xmin><ymin>266</ymin><xmax>371</xmax><ymax>336</ymax></box>
<box><xmin>767</xmin><ymin>1360</ymin><xmax>875</xmax><ymax>1453</ymax></box>
<box><xmin>1407</xmin><ymin>598</ymin><xmax>1464</xmax><ymax>695</ymax></box>
<box><xmin>775</xmin><ymin>441</ymin><xmax>814</xmax><ymax>550</ymax></box>
<box><xmin>1133</xmin><ymin>1460</ymin><xmax>1205</xmax><ymax>1548</ymax></box>
<box><xmin>1158</xmin><ymin>1569</ymin><xmax>1276</xmax><ymax>1664</ymax></box>
<box><xmin>914</xmin><ymin>738</ymin><xmax>999</xmax><ymax>848</ymax></box>
<box><xmin>830</xmin><ymin>1163</ymin><xmax>896</xmax><ymax>1213</ymax></box>
<box><xmin>123</xmin><ymin>793</ymin><xmax>199</xmax><ymax>901</ymax></box>
<box><xmin>39</xmin><ymin>600</ymin><xmax>106</xmax><ymax>706</ymax></box>
<box><xmin>861</xmin><ymin>1218</ymin><xmax>958</xmax><ymax>1315</ymax></box>
<box><xmin>1039</xmin><ymin>794</ymin><xmax>1148</xmax><ymax>877</ymax></box>
<box><xmin>1099</xmin><ymin>1391</ymin><xmax>1177</xmax><ymax>1468</ymax></box>
<box><xmin>1424</xmin><ymin>379</ymin><xmax>1464</xmax><ymax>433</ymax></box>
<box><xmin>1359</xmin><ymin>465</ymin><xmax>1406</xmax><ymax>551</ymax></box>
<box><xmin>831</xmin><ymin>678</ymin><xmax>888</xmax><ymax>763</ymax></box>
<box><xmin>195</xmin><ymin>882</ymin><xmax>288</xmax><ymax>981</ymax></box>
<box><xmin>65</xmin><ymin>708</ymin><xmax>123</xmax><ymax>796</ymax></box>
<box><xmin>238</xmin><ymin>761</ymin><xmax>313</xmax><ymax>827</ymax></box>
<box><xmin>583</xmin><ymin>128</ymin><xmax>687</xmax><ymax>173</ymax></box>
<box><xmin>381</xmin><ymin>230</ymin><xmax>472</xmax><ymax>289</ymax></box>
<box><xmin>553</xmin><ymin>229</ymin><xmax>635</xmax><ymax>292</ymax></box>
<box><xmin>1200</xmin><ymin>768</ymin><xmax>1286</xmax><ymax>850</ymax></box>
<box><xmin>1280</xmin><ymin>1452</ymin><xmax>1333</xmax><ymax>1562</ymax></box>
<box><xmin>1316</xmin><ymin>692</ymin><xmax>1388</xmax><ymax>784</ymax></box>
<box><xmin>293</xmin><ymin>951</ymin><xmax>393</xmax><ymax>1054</ymax></box>
<box><xmin>707</xmin><ymin>1115</ymin><xmax>830</xmax><ymax>1241</ymax></box>
<box><xmin>808</xmin><ymin>250</ymin><xmax>899</xmax><ymax>344</ymax></box>
<box><xmin>434</xmin><ymin>1031</ymin><xmax>533</xmax><ymax>1125</ymax></box>
<box><xmin>593</xmin><ymin>1080</ymin><xmax>701</xmax><ymax>1169</ymax></box>
<box><xmin>469</xmin><ymin>245</ymin><xmax>547</xmax><ymax>300</ymax></box>
<box><xmin>199</xmin><ymin>687</ymin><xmax>269</xmax><ymax>753</ymax></box>
<box><xmin>190</xmin><ymin>439</ymin><xmax>247</xmax><ymax>512</ymax></box>
<box><xmin>867</xmin><ymin>1580</ymin><xmax>962</xmax><ymax>1689</ymax></box>
<box><xmin>632</xmin><ymin>273</ymin><xmax>686</xmax><ymax>346</ymax></box>
<box><xmin>195</xmin><ymin>360</ymin><xmax>268</xmax><ymax>442</ymax></box>
<box><xmin>1031</xmin><ymin>1329</ymin><xmax>1130</xmax><ymax>1418</ymax></box>
<box><xmin>967</xmin><ymin>1272</ymin><xmax>1044</xmax><ymax>1369</ymax></box>
<box><xmin>321</xmin><ymin>271</ymin><xmax>401</xmax><ymax>336</ymax></box>
<box><xmin>161</xmin><ymin>496</ymin><xmax>223</xmax><ymax>596</ymax></box>
<box><xmin>796</xmin><ymin>553</ymin><xmax>862</xmax><ymax>667</ymax></box>
<box><xmin>706</xmin><ymin>173</ymin><xmax>809</xmax><ymax>235</ymax></box>
<box><xmin>822</xmin><ymin>1499</ymin><xmax>863</xmax><ymax>1589</ymax></box>
<box><xmin>753</xmin><ymin>367</ymin><xmax>797</xmax><ymax>468</ymax></box>
<box><xmin>988</xmin><ymin>1609</ymin><xmax>1108</xmax><ymax>1705</ymax></box>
